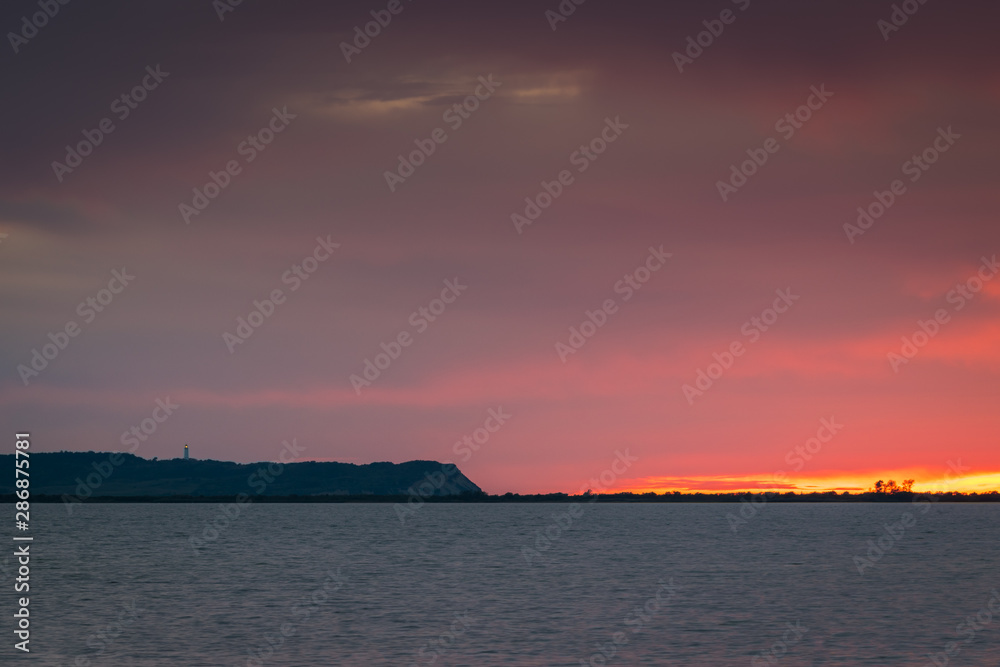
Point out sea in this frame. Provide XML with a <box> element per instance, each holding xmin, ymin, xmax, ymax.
<box><xmin>5</xmin><ymin>502</ymin><xmax>1000</xmax><ymax>666</ymax></box>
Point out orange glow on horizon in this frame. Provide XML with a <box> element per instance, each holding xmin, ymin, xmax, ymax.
<box><xmin>609</xmin><ymin>471</ymin><xmax>1000</xmax><ymax>495</ymax></box>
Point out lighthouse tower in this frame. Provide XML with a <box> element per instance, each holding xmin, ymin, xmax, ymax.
<box><xmin>184</xmin><ymin>443</ymin><xmax>189</xmax><ymax>460</ymax></box>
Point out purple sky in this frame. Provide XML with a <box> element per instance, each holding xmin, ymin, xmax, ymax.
<box><xmin>2</xmin><ymin>0</ymin><xmax>999</xmax><ymax>493</ymax></box>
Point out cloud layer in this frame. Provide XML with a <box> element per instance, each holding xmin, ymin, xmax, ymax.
<box><xmin>2</xmin><ymin>0</ymin><xmax>999</xmax><ymax>493</ymax></box>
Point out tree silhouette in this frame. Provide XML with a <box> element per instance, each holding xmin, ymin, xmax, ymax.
<box><xmin>870</xmin><ymin>479</ymin><xmax>913</xmax><ymax>494</ymax></box>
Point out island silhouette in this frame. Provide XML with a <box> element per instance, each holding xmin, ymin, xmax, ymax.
<box><xmin>2</xmin><ymin>452</ymin><xmax>998</xmax><ymax>504</ymax></box>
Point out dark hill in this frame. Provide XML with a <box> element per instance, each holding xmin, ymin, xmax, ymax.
<box><xmin>0</xmin><ymin>452</ymin><xmax>480</xmax><ymax>498</ymax></box>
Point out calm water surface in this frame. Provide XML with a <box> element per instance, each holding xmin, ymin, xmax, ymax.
<box><xmin>7</xmin><ymin>502</ymin><xmax>1000</xmax><ymax>666</ymax></box>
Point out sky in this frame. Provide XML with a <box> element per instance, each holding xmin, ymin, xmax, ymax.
<box><xmin>2</xmin><ymin>0</ymin><xmax>999</xmax><ymax>494</ymax></box>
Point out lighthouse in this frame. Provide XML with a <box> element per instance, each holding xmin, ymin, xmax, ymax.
<box><xmin>184</xmin><ymin>443</ymin><xmax>189</xmax><ymax>460</ymax></box>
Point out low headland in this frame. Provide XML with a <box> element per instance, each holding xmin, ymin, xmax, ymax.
<box><xmin>2</xmin><ymin>452</ymin><xmax>997</xmax><ymax>502</ymax></box>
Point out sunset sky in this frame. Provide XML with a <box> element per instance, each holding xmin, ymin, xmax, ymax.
<box><xmin>2</xmin><ymin>0</ymin><xmax>998</xmax><ymax>494</ymax></box>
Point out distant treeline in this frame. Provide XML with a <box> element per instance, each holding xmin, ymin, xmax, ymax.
<box><xmin>5</xmin><ymin>490</ymin><xmax>1000</xmax><ymax>503</ymax></box>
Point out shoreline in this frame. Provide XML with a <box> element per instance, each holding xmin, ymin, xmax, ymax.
<box><xmin>5</xmin><ymin>492</ymin><xmax>1000</xmax><ymax>504</ymax></box>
